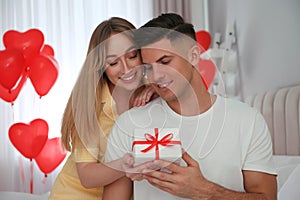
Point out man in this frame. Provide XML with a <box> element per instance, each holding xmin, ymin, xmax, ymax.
<box><xmin>104</xmin><ymin>13</ymin><xmax>277</xmax><ymax>200</ymax></box>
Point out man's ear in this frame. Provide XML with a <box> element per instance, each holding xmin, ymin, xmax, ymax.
<box><xmin>188</xmin><ymin>45</ymin><xmax>201</xmax><ymax>66</ymax></box>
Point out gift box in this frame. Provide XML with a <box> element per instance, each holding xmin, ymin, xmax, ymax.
<box><xmin>132</xmin><ymin>128</ymin><xmax>182</xmax><ymax>166</ymax></box>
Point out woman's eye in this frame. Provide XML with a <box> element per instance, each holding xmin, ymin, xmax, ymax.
<box><xmin>108</xmin><ymin>61</ymin><xmax>118</xmax><ymax>66</ymax></box>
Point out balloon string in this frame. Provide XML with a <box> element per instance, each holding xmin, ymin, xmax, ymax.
<box><xmin>38</xmin><ymin>96</ymin><xmax>42</xmax><ymax>114</ymax></box>
<box><xmin>42</xmin><ymin>174</ymin><xmax>48</xmax><ymax>184</ymax></box>
<box><xmin>18</xmin><ymin>156</ymin><xmax>25</xmax><ymax>193</ymax></box>
<box><xmin>30</xmin><ymin>159</ymin><xmax>34</xmax><ymax>194</ymax></box>
<box><xmin>10</xmin><ymin>104</ymin><xmax>15</xmax><ymax>122</ymax></box>
<box><xmin>33</xmin><ymin>93</ymin><xmax>42</xmax><ymax>117</ymax></box>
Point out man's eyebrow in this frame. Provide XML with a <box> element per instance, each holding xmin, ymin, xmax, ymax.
<box><xmin>156</xmin><ymin>55</ymin><xmax>172</xmax><ymax>63</ymax></box>
<box><xmin>142</xmin><ymin>55</ymin><xmax>172</xmax><ymax>64</ymax></box>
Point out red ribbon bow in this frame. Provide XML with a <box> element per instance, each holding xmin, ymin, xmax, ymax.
<box><xmin>132</xmin><ymin>128</ymin><xmax>181</xmax><ymax>159</ymax></box>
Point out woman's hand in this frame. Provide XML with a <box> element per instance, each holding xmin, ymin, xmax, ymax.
<box><xmin>120</xmin><ymin>154</ymin><xmax>160</xmax><ymax>181</ymax></box>
<box><xmin>130</xmin><ymin>85</ymin><xmax>158</xmax><ymax>107</ymax></box>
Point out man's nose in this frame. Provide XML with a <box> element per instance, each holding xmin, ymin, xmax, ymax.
<box><xmin>148</xmin><ymin>64</ymin><xmax>165</xmax><ymax>83</ymax></box>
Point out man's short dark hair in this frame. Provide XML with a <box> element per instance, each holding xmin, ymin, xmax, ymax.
<box><xmin>134</xmin><ymin>13</ymin><xmax>197</xmax><ymax>48</ymax></box>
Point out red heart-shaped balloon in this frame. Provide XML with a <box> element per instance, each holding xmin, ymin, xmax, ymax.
<box><xmin>0</xmin><ymin>48</ymin><xmax>26</xmax><ymax>90</ymax></box>
<box><xmin>3</xmin><ymin>29</ymin><xmax>44</xmax><ymax>64</ymax></box>
<box><xmin>41</xmin><ymin>44</ymin><xmax>55</xmax><ymax>56</ymax></box>
<box><xmin>29</xmin><ymin>55</ymin><xmax>59</xmax><ymax>97</ymax></box>
<box><xmin>35</xmin><ymin>137</ymin><xmax>67</xmax><ymax>175</ymax></box>
<box><xmin>0</xmin><ymin>70</ymin><xmax>28</xmax><ymax>103</ymax></box>
<box><xmin>196</xmin><ymin>30</ymin><xmax>211</xmax><ymax>52</ymax></box>
<box><xmin>198</xmin><ymin>59</ymin><xmax>216</xmax><ymax>89</ymax></box>
<box><xmin>8</xmin><ymin>119</ymin><xmax>48</xmax><ymax>159</ymax></box>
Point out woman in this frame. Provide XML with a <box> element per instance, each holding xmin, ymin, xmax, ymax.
<box><xmin>49</xmin><ymin>17</ymin><xmax>153</xmax><ymax>199</ymax></box>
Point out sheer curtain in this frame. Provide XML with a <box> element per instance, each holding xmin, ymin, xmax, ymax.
<box><xmin>0</xmin><ymin>0</ymin><xmax>153</xmax><ymax>194</ymax></box>
<box><xmin>153</xmin><ymin>0</ymin><xmax>191</xmax><ymax>22</ymax></box>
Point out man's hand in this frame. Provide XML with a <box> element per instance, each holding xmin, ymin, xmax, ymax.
<box><xmin>141</xmin><ymin>151</ymin><xmax>277</xmax><ymax>200</ymax></box>
<box><xmin>141</xmin><ymin>151</ymin><xmax>213</xmax><ymax>199</ymax></box>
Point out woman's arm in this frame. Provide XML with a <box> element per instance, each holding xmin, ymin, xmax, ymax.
<box><xmin>76</xmin><ymin>162</ymin><xmax>123</xmax><ymax>188</ymax></box>
<box><xmin>103</xmin><ymin>176</ymin><xmax>133</xmax><ymax>200</ymax></box>
<box><xmin>76</xmin><ymin>158</ymin><xmax>127</xmax><ymax>188</ymax></box>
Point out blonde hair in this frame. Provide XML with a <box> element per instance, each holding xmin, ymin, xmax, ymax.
<box><xmin>61</xmin><ymin>17</ymin><xmax>136</xmax><ymax>151</ymax></box>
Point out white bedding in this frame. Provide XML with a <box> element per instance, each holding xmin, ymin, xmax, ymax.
<box><xmin>0</xmin><ymin>191</ymin><xmax>49</xmax><ymax>200</ymax></box>
<box><xmin>273</xmin><ymin>155</ymin><xmax>300</xmax><ymax>200</ymax></box>
<box><xmin>0</xmin><ymin>156</ymin><xmax>299</xmax><ymax>200</ymax></box>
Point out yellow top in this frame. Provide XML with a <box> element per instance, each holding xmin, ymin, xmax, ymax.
<box><xmin>49</xmin><ymin>81</ymin><xmax>118</xmax><ymax>200</ymax></box>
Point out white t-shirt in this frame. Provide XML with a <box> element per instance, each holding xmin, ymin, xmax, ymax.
<box><xmin>105</xmin><ymin>96</ymin><xmax>277</xmax><ymax>200</ymax></box>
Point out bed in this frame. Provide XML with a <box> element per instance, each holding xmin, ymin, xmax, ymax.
<box><xmin>245</xmin><ymin>84</ymin><xmax>300</xmax><ymax>199</ymax></box>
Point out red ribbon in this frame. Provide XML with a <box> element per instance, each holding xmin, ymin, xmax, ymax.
<box><xmin>132</xmin><ymin>128</ymin><xmax>181</xmax><ymax>159</ymax></box>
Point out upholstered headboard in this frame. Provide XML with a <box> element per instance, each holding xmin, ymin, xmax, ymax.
<box><xmin>244</xmin><ymin>85</ymin><xmax>300</xmax><ymax>156</ymax></box>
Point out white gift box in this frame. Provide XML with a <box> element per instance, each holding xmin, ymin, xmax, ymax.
<box><xmin>132</xmin><ymin>128</ymin><xmax>182</xmax><ymax>166</ymax></box>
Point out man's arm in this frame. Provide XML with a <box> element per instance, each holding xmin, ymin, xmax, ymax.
<box><xmin>142</xmin><ymin>151</ymin><xmax>277</xmax><ymax>200</ymax></box>
<box><xmin>103</xmin><ymin>176</ymin><xmax>132</xmax><ymax>200</ymax></box>
<box><xmin>242</xmin><ymin>170</ymin><xmax>277</xmax><ymax>200</ymax></box>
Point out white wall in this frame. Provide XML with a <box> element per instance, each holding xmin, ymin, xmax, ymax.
<box><xmin>190</xmin><ymin>0</ymin><xmax>206</xmax><ymax>31</ymax></box>
<box><xmin>207</xmin><ymin>0</ymin><xmax>300</xmax><ymax>99</ymax></box>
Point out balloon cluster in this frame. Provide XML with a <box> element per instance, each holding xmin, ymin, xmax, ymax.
<box><xmin>9</xmin><ymin>119</ymin><xmax>66</xmax><ymax>176</ymax></box>
<box><xmin>195</xmin><ymin>30</ymin><xmax>216</xmax><ymax>89</ymax></box>
<box><xmin>0</xmin><ymin>29</ymin><xmax>59</xmax><ymax>103</ymax></box>
<box><xmin>0</xmin><ymin>29</ymin><xmax>66</xmax><ymax>176</ymax></box>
